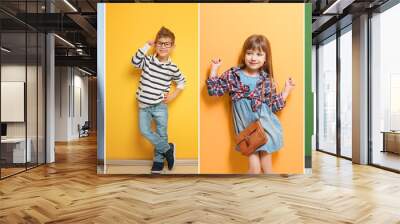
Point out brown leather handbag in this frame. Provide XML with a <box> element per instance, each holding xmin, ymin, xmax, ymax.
<box><xmin>235</xmin><ymin>79</ymin><xmax>269</xmax><ymax>156</ymax></box>
<box><xmin>235</xmin><ymin>120</ymin><xmax>268</xmax><ymax>156</ymax></box>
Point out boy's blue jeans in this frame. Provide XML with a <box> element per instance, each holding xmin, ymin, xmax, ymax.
<box><xmin>139</xmin><ymin>103</ymin><xmax>170</xmax><ymax>163</ymax></box>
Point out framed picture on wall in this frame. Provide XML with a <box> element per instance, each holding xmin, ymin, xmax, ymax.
<box><xmin>97</xmin><ymin>3</ymin><xmax>313</xmax><ymax>175</ymax></box>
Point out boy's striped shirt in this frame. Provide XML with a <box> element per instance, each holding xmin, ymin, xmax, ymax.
<box><xmin>132</xmin><ymin>43</ymin><xmax>186</xmax><ymax>108</ymax></box>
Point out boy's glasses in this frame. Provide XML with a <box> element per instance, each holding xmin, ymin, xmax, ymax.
<box><xmin>156</xmin><ymin>41</ymin><xmax>173</xmax><ymax>48</ymax></box>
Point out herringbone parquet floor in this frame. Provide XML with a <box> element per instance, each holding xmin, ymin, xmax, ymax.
<box><xmin>1</xmin><ymin>135</ymin><xmax>400</xmax><ymax>223</ymax></box>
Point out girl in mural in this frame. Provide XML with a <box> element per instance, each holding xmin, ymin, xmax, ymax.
<box><xmin>206</xmin><ymin>34</ymin><xmax>295</xmax><ymax>174</ymax></box>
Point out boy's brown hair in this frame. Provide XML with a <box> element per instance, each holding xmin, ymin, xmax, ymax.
<box><xmin>238</xmin><ymin>34</ymin><xmax>274</xmax><ymax>79</ymax></box>
<box><xmin>155</xmin><ymin>26</ymin><xmax>175</xmax><ymax>44</ymax></box>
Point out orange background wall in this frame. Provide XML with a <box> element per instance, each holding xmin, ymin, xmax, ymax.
<box><xmin>200</xmin><ymin>4</ymin><xmax>305</xmax><ymax>174</ymax></box>
<box><xmin>105</xmin><ymin>4</ymin><xmax>198</xmax><ymax>161</ymax></box>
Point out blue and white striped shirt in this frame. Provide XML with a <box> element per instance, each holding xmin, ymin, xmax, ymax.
<box><xmin>132</xmin><ymin>43</ymin><xmax>186</xmax><ymax>108</ymax></box>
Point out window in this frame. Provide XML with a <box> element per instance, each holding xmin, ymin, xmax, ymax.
<box><xmin>371</xmin><ymin>2</ymin><xmax>400</xmax><ymax>171</ymax></box>
<box><xmin>339</xmin><ymin>28</ymin><xmax>352</xmax><ymax>158</ymax></box>
<box><xmin>317</xmin><ymin>36</ymin><xmax>337</xmax><ymax>155</ymax></box>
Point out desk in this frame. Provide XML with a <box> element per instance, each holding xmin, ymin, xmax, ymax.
<box><xmin>381</xmin><ymin>131</ymin><xmax>400</xmax><ymax>154</ymax></box>
<box><xmin>1</xmin><ymin>138</ymin><xmax>31</xmax><ymax>163</ymax></box>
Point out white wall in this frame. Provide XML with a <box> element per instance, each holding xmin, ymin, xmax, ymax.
<box><xmin>55</xmin><ymin>67</ymin><xmax>89</xmax><ymax>141</ymax></box>
<box><xmin>1</xmin><ymin>65</ymin><xmax>27</xmax><ymax>142</ymax></box>
<box><xmin>1</xmin><ymin>64</ymin><xmax>46</xmax><ymax>163</ymax></box>
<box><xmin>55</xmin><ymin>67</ymin><xmax>69</xmax><ymax>141</ymax></box>
<box><xmin>1</xmin><ymin>65</ymin><xmax>39</xmax><ymax>138</ymax></box>
<box><xmin>1</xmin><ymin>65</ymin><xmax>25</xmax><ymax>132</ymax></box>
<box><xmin>72</xmin><ymin>72</ymin><xmax>89</xmax><ymax>138</ymax></box>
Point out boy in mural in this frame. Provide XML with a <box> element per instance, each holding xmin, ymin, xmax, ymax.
<box><xmin>132</xmin><ymin>26</ymin><xmax>186</xmax><ymax>174</ymax></box>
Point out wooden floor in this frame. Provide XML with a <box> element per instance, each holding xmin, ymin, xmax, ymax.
<box><xmin>1</xmin><ymin>167</ymin><xmax>26</xmax><ymax>178</ymax></box>
<box><xmin>1</xmin><ymin>135</ymin><xmax>400</xmax><ymax>223</ymax></box>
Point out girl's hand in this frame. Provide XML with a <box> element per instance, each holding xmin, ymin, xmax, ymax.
<box><xmin>284</xmin><ymin>77</ymin><xmax>295</xmax><ymax>92</ymax></box>
<box><xmin>147</xmin><ymin>40</ymin><xmax>155</xmax><ymax>46</ymax></box>
<box><xmin>210</xmin><ymin>58</ymin><xmax>222</xmax><ymax>78</ymax></box>
<box><xmin>211</xmin><ymin>58</ymin><xmax>222</xmax><ymax>70</ymax></box>
<box><xmin>281</xmin><ymin>77</ymin><xmax>295</xmax><ymax>101</ymax></box>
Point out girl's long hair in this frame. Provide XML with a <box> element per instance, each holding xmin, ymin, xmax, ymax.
<box><xmin>238</xmin><ymin>34</ymin><xmax>273</xmax><ymax>79</ymax></box>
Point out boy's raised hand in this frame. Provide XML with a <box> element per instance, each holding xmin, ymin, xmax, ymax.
<box><xmin>147</xmin><ymin>40</ymin><xmax>155</xmax><ymax>47</ymax></box>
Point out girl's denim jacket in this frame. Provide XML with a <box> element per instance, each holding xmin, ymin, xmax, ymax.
<box><xmin>206</xmin><ymin>66</ymin><xmax>285</xmax><ymax>113</ymax></box>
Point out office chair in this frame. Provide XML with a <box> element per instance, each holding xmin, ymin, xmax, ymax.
<box><xmin>79</xmin><ymin>121</ymin><xmax>90</xmax><ymax>138</ymax></box>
